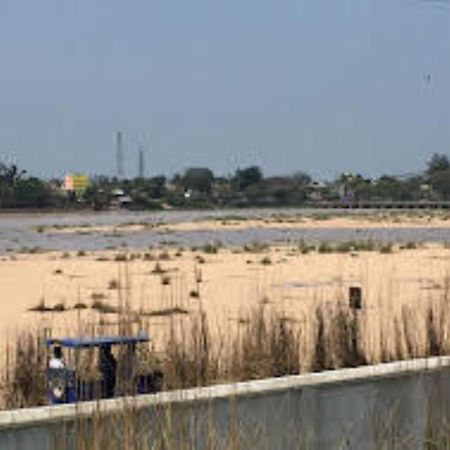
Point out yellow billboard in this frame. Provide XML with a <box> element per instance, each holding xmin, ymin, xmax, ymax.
<box><xmin>65</xmin><ymin>173</ymin><xmax>89</xmax><ymax>193</ymax></box>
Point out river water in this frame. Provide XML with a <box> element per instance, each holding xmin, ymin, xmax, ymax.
<box><xmin>0</xmin><ymin>209</ymin><xmax>449</xmax><ymax>252</ymax></box>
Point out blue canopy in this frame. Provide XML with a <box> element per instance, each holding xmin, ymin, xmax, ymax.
<box><xmin>46</xmin><ymin>334</ymin><xmax>150</xmax><ymax>349</ymax></box>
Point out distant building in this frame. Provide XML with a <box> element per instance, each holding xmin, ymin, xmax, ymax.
<box><xmin>111</xmin><ymin>188</ymin><xmax>125</xmax><ymax>197</ymax></box>
<box><xmin>306</xmin><ymin>181</ymin><xmax>328</xmax><ymax>202</ymax></box>
<box><xmin>117</xmin><ymin>195</ymin><xmax>132</xmax><ymax>207</ymax></box>
<box><xmin>109</xmin><ymin>188</ymin><xmax>131</xmax><ymax>209</ymax></box>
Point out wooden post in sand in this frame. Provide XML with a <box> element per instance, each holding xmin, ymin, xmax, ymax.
<box><xmin>349</xmin><ymin>286</ymin><xmax>362</xmax><ymax>310</ymax></box>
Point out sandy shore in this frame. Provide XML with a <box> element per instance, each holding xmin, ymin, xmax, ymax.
<box><xmin>1</xmin><ymin>241</ymin><xmax>450</xmax><ymax>363</ymax></box>
<box><xmin>37</xmin><ymin>212</ymin><xmax>450</xmax><ymax>235</ymax></box>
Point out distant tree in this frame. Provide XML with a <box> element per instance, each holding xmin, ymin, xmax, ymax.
<box><xmin>292</xmin><ymin>171</ymin><xmax>312</xmax><ymax>187</ymax></box>
<box><xmin>182</xmin><ymin>168</ymin><xmax>214</xmax><ymax>193</ymax></box>
<box><xmin>13</xmin><ymin>177</ymin><xmax>53</xmax><ymax>208</ymax></box>
<box><xmin>233</xmin><ymin>166</ymin><xmax>263</xmax><ymax>191</ymax></box>
<box><xmin>84</xmin><ymin>186</ymin><xmax>109</xmax><ymax>210</ymax></box>
<box><xmin>425</xmin><ymin>154</ymin><xmax>450</xmax><ymax>199</ymax></box>
<box><xmin>429</xmin><ymin>169</ymin><xmax>450</xmax><ymax>200</ymax></box>
<box><xmin>335</xmin><ymin>173</ymin><xmax>369</xmax><ymax>202</ymax></box>
<box><xmin>370</xmin><ymin>175</ymin><xmax>420</xmax><ymax>201</ymax></box>
<box><xmin>171</xmin><ymin>173</ymin><xmax>183</xmax><ymax>187</ymax></box>
<box><xmin>0</xmin><ymin>163</ymin><xmax>26</xmax><ymax>186</ymax></box>
<box><xmin>148</xmin><ymin>175</ymin><xmax>167</xmax><ymax>198</ymax></box>
<box><xmin>130</xmin><ymin>191</ymin><xmax>163</xmax><ymax>210</ymax></box>
<box><xmin>244</xmin><ymin>183</ymin><xmax>268</xmax><ymax>205</ymax></box>
<box><xmin>272</xmin><ymin>186</ymin><xmax>290</xmax><ymax>204</ymax></box>
<box><xmin>403</xmin><ymin>175</ymin><xmax>426</xmax><ymax>200</ymax></box>
<box><xmin>0</xmin><ymin>163</ymin><xmax>27</xmax><ymax>208</ymax></box>
<box><xmin>372</xmin><ymin>176</ymin><xmax>400</xmax><ymax>200</ymax></box>
<box><xmin>426</xmin><ymin>153</ymin><xmax>450</xmax><ymax>177</ymax></box>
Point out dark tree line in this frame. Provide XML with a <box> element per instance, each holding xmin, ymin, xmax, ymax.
<box><xmin>0</xmin><ymin>164</ymin><xmax>61</xmax><ymax>209</ymax></box>
<box><xmin>1</xmin><ymin>153</ymin><xmax>450</xmax><ymax>210</ymax></box>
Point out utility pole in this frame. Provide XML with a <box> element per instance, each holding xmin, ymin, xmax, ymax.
<box><xmin>116</xmin><ymin>131</ymin><xmax>124</xmax><ymax>178</ymax></box>
<box><xmin>138</xmin><ymin>147</ymin><xmax>145</xmax><ymax>179</ymax></box>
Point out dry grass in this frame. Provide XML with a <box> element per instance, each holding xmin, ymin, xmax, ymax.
<box><xmin>4</xmin><ymin>239</ymin><xmax>450</xmax><ymax>447</ymax></box>
<box><xmin>5</xmin><ymin>274</ymin><xmax>450</xmax><ymax>411</ymax></box>
<box><xmin>5</xmin><ymin>295</ymin><xmax>450</xmax><ymax>448</ymax></box>
<box><xmin>1</xmin><ymin>331</ymin><xmax>47</xmax><ymax>408</ymax></box>
<box><xmin>33</xmin><ymin>402</ymin><xmax>450</xmax><ymax>450</ymax></box>
<box><xmin>4</xmin><ymin>247</ymin><xmax>450</xmax><ymax>421</ymax></box>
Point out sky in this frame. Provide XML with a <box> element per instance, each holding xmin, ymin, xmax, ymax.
<box><xmin>1</xmin><ymin>0</ymin><xmax>450</xmax><ymax>180</ymax></box>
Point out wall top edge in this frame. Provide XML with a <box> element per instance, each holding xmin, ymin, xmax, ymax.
<box><xmin>1</xmin><ymin>356</ymin><xmax>449</xmax><ymax>429</ymax></box>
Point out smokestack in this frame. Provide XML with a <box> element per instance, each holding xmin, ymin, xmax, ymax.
<box><xmin>116</xmin><ymin>131</ymin><xmax>124</xmax><ymax>178</ymax></box>
<box><xmin>138</xmin><ymin>147</ymin><xmax>145</xmax><ymax>179</ymax></box>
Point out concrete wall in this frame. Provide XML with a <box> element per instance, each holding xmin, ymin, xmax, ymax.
<box><xmin>1</xmin><ymin>357</ymin><xmax>450</xmax><ymax>449</ymax></box>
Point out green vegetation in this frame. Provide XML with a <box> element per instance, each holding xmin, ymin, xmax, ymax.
<box><xmin>400</xmin><ymin>241</ymin><xmax>419</xmax><ymax>250</ymax></box>
<box><xmin>298</xmin><ymin>240</ymin><xmax>314</xmax><ymax>254</ymax></box>
<box><xmin>295</xmin><ymin>239</ymin><xmax>396</xmax><ymax>255</ymax></box>
<box><xmin>202</xmin><ymin>242</ymin><xmax>221</xmax><ymax>254</ymax></box>
<box><xmin>380</xmin><ymin>243</ymin><xmax>394</xmax><ymax>254</ymax></box>
<box><xmin>317</xmin><ymin>242</ymin><xmax>333</xmax><ymax>254</ymax></box>
<box><xmin>2</xmin><ymin>153</ymin><xmax>450</xmax><ymax>211</ymax></box>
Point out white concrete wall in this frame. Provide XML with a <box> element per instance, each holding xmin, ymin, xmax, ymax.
<box><xmin>1</xmin><ymin>357</ymin><xmax>450</xmax><ymax>449</ymax></box>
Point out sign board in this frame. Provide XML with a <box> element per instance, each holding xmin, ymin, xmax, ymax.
<box><xmin>64</xmin><ymin>174</ymin><xmax>89</xmax><ymax>193</ymax></box>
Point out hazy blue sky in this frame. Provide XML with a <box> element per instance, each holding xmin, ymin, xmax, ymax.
<box><xmin>1</xmin><ymin>0</ymin><xmax>450</xmax><ymax>179</ymax></box>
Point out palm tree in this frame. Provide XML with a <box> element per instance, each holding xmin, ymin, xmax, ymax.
<box><xmin>0</xmin><ymin>163</ymin><xmax>27</xmax><ymax>208</ymax></box>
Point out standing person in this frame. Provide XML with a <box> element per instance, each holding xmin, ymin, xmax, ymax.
<box><xmin>49</xmin><ymin>345</ymin><xmax>65</xmax><ymax>369</ymax></box>
<box><xmin>99</xmin><ymin>345</ymin><xmax>117</xmax><ymax>399</ymax></box>
<box><xmin>48</xmin><ymin>345</ymin><xmax>66</xmax><ymax>404</ymax></box>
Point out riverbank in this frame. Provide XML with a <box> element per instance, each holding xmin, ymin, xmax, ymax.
<box><xmin>33</xmin><ymin>210</ymin><xmax>450</xmax><ymax>234</ymax></box>
<box><xmin>1</xmin><ymin>241</ymin><xmax>449</xmax><ymax>364</ymax></box>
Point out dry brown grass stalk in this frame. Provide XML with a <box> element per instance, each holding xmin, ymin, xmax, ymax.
<box><xmin>5</xmin><ymin>269</ymin><xmax>450</xmax><ymax>411</ymax></box>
